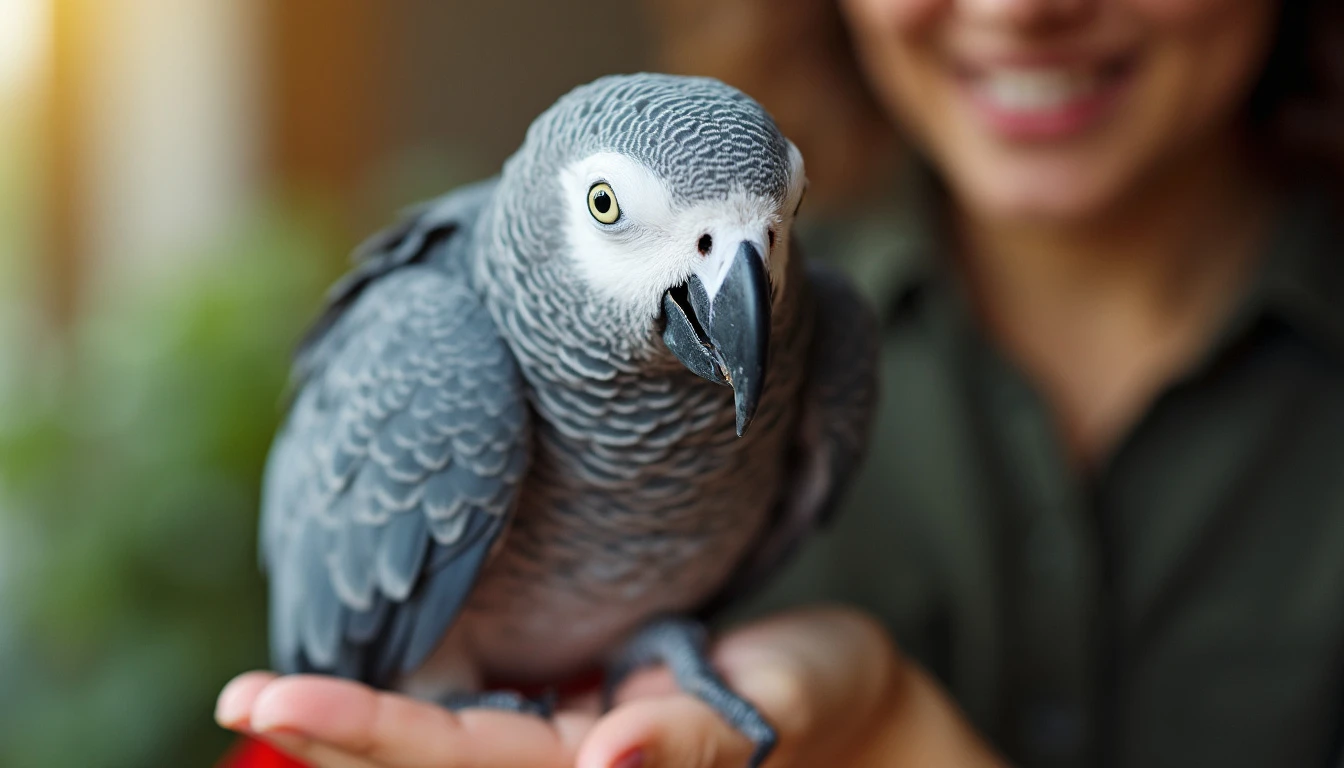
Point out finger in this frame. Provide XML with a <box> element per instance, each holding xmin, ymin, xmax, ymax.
<box><xmin>588</xmin><ymin>607</ymin><xmax>900</xmax><ymax>767</ymax></box>
<box><xmin>216</xmin><ymin>671</ymin><xmax>279</xmax><ymax>730</ymax></box>
<box><xmin>579</xmin><ymin>695</ymin><xmax>753</xmax><ymax>768</ymax></box>
<box><xmin>610</xmin><ymin>666</ymin><xmax>679</xmax><ymax>704</ymax></box>
<box><xmin>711</xmin><ymin>606</ymin><xmax>898</xmax><ymax>742</ymax></box>
<box><xmin>248</xmin><ymin>675</ymin><xmax>594</xmax><ymax>768</ymax></box>
<box><xmin>258</xmin><ymin>716</ymin><xmax>599</xmax><ymax>768</ymax></box>
<box><xmin>217</xmin><ymin>673</ymin><xmax>381</xmax><ymax>767</ymax></box>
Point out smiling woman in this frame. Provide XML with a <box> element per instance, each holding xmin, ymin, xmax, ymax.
<box><xmin>843</xmin><ymin>0</ymin><xmax>1281</xmax><ymax>218</ymax></box>
<box><xmin>656</xmin><ymin>0</ymin><xmax>1344</xmax><ymax>212</ymax></box>
<box><xmin>642</xmin><ymin>1</ymin><xmax>1344</xmax><ymax>767</ymax></box>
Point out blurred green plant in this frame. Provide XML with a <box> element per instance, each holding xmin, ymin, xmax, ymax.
<box><xmin>0</xmin><ymin>209</ymin><xmax>342</xmax><ymax>768</ymax></box>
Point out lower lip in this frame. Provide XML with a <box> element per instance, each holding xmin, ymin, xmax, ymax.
<box><xmin>958</xmin><ymin>65</ymin><xmax>1132</xmax><ymax>142</ymax></box>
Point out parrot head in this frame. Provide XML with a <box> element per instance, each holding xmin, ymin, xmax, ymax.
<box><xmin>524</xmin><ymin>74</ymin><xmax>808</xmax><ymax>437</ymax></box>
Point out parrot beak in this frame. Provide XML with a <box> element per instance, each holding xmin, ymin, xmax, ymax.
<box><xmin>662</xmin><ymin>240</ymin><xmax>772</xmax><ymax>437</ymax></box>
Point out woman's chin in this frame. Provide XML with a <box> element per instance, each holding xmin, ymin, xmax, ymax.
<box><xmin>952</xmin><ymin>165</ymin><xmax>1129</xmax><ymax>227</ymax></box>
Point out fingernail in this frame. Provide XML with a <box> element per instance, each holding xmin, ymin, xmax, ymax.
<box><xmin>214</xmin><ymin>682</ymin><xmax>249</xmax><ymax>727</ymax></box>
<box><xmin>610</xmin><ymin>748</ymin><xmax>645</xmax><ymax>768</ymax></box>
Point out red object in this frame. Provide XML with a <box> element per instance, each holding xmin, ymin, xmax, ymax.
<box><xmin>218</xmin><ymin>737</ymin><xmax>311</xmax><ymax>768</ymax></box>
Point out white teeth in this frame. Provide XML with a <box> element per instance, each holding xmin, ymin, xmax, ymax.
<box><xmin>978</xmin><ymin>68</ymin><xmax>1098</xmax><ymax>112</ymax></box>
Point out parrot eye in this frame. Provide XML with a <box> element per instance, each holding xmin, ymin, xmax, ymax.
<box><xmin>587</xmin><ymin>183</ymin><xmax>620</xmax><ymax>225</ymax></box>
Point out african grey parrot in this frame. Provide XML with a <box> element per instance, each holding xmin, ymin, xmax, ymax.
<box><xmin>261</xmin><ymin>73</ymin><xmax>878</xmax><ymax>767</ymax></box>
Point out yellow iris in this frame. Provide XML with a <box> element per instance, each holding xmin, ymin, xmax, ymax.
<box><xmin>587</xmin><ymin>183</ymin><xmax>620</xmax><ymax>224</ymax></box>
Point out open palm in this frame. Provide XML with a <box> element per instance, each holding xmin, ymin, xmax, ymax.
<box><xmin>217</xmin><ymin>607</ymin><xmax>1000</xmax><ymax>768</ymax></box>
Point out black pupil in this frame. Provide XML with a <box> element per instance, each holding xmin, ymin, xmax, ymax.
<box><xmin>592</xmin><ymin>190</ymin><xmax>611</xmax><ymax>214</ymax></box>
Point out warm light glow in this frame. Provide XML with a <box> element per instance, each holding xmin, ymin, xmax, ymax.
<box><xmin>0</xmin><ymin>0</ymin><xmax>49</xmax><ymax>91</ymax></box>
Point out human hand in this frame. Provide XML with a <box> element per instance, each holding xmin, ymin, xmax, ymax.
<box><xmin>215</xmin><ymin>670</ymin><xmax>595</xmax><ymax>768</ymax></box>
<box><xmin>215</xmin><ymin>606</ymin><xmax>1005</xmax><ymax>768</ymax></box>
<box><xmin>580</xmin><ymin>606</ymin><xmax>1006</xmax><ymax>768</ymax></box>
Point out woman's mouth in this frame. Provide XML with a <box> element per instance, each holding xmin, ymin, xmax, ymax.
<box><xmin>954</xmin><ymin>53</ymin><xmax>1137</xmax><ymax>141</ymax></box>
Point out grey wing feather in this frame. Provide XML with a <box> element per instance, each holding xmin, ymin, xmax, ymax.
<box><xmin>292</xmin><ymin>178</ymin><xmax>499</xmax><ymax>385</ymax></box>
<box><xmin>700</xmin><ymin>258</ymin><xmax>880</xmax><ymax>616</ymax></box>
<box><xmin>262</xmin><ymin>188</ymin><xmax>530</xmax><ymax>688</ymax></box>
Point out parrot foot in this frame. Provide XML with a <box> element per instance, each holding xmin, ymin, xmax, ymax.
<box><xmin>605</xmin><ymin>617</ymin><xmax>777</xmax><ymax>768</ymax></box>
<box><xmin>438</xmin><ymin>689</ymin><xmax>557</xmax><ymax>719</ymax></box>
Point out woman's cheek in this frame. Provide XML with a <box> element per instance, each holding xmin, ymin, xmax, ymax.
<box><xmin>1124</xmin><ymin>0</ymin><xmax>1259</xmax><ymax>29</ymax></box>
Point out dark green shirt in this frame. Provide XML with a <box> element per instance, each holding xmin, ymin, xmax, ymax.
<box><xmin>748</xmin><ymin>185</ymin><xmax>1344</xmax><ymax>768</ymax></box>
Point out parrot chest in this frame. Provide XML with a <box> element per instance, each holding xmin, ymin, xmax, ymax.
<box><xmin>457</xmin><ymin>374</ymin><xmax>796</xmax><ymax>683</ymax></box>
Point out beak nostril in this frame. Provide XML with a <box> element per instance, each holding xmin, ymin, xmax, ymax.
<box><xmin>767</xmin><ymin>229</ymin><xmax>776</xmax><ymax>249</ymax></box>
<box><xmin>697</xmin><ymin>234</ymin><xmax>713</xmax><ymax>255</ymax></box>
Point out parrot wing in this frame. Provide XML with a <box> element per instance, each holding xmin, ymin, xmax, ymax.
<box><xmin>292</xmin><ymin>178</ymin><xmax>498</xmax><ymax>386</ymax></box>
<box><xmin>262</xmin><ymin>186</ymin><xmax>530</xmax><ymax>688</ymax></box>
<box><xmin>700</xmin><ymin>257</ymin><xmax>881</xmax><ymax>617</ymax></box>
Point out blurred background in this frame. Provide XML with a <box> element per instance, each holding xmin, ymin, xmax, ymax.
<box><xmin>0</xmin><ymin>2</ymin><xmax>653</xmax><ymax>765</ymax></box>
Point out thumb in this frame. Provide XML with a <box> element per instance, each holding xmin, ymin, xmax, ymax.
<box><xmin>578</xmin><ymin>606</ymin><xmax>899</xmax><ymax>768</ymax></box>
<box><xmin>579</xmin><ymin>694</ymin><xmax>756</xmax><ymax>768</ymax></box>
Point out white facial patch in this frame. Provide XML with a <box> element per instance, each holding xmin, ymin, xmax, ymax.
<box><xmin>682</xmin><ymin>193</ymin><xmax>780</xmax><ymax>302</ymax></box>
<box><xmin>558</xmin><ymin>152</ymin><xmax>687</xmax><ymax>315</ymax></box>
<box><xmin>556</xmin><ymin>143</ymin><xmax>809</xmax><ymax>318</ymax></box>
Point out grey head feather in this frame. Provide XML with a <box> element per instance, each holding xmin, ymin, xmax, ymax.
<box><xmin>477</xmin><ymin>73</ymin><xmax>802</xmax><ymax>360</ymax></box>
<box><xmin>519</xmin><ymin>73</ymin><xmax>793</xmax><ymax>204</ymax></box>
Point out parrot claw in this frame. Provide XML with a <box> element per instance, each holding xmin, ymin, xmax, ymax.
<box><xmin>606</xmin><ymin>617</ymin><xmax>778</xmax><ymax>768</ymax></box>
<box><xmin>438</xmin><ymin>689</ymin><xmax>557</xmax><ymax>719</ymax></box>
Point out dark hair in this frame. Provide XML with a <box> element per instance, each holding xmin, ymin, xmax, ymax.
<box><xmin>650</xmin><ymin>0</ymin><xmax>1344</xmax><ymax>207</ymax></box>
<box><xmin>1248</xmin><ymin>1</ymin><xmax>1344</xmax><ymax>184</ymax></box>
